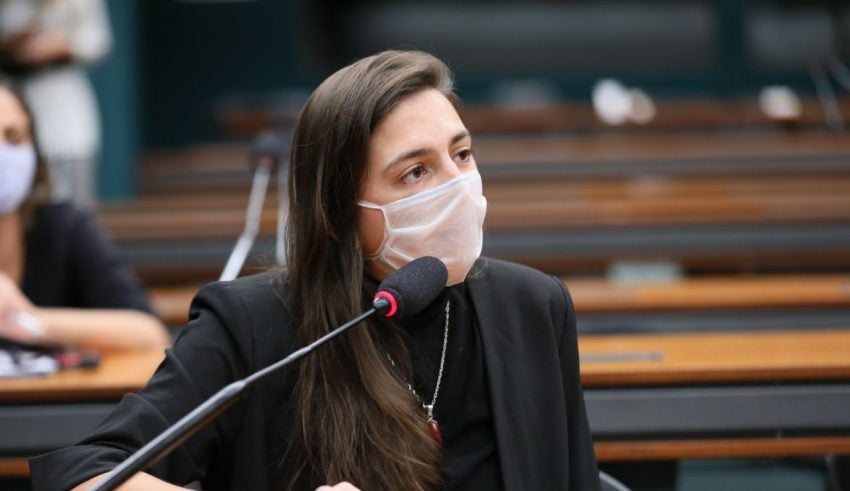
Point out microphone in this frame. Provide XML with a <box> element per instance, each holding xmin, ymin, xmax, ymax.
<box><xmin>373</xmin><ymin>256</ymin><xmax>448</xmax><ymax>318</ymax></box>
<box><xmin>91</xmin><ymin>257</ymin><xmax>447</xmax><ymax>491</ymax></box>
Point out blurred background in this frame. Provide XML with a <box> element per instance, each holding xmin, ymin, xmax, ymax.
<box><xmin>82</xmin><ymin>0</ymin><xmax>850</xmax><ymax>287</ymax></box>
<box><xmin>4</xmin><ymin>0</ymin><xmax>850</xmax><ymax>490</ymax></box>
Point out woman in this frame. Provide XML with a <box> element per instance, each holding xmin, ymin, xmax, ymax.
<box><xmin>0</xmin><ymin>0</ymin><xmax>112</xmax><ymax>207</ymax></box>
<box><xmin>31</xmin><ymin>50</ymin><xmax>600</xmax><ymax>490</ymax></box>
<box><xmin>0</xmin><ymin>78</ymin><xmax>168</xmax><ymax>351</ymax></box>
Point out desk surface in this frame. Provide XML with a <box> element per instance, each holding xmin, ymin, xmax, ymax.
<box><xmin>579</xmin><ymin>329</ymin><xmax>850</xmax><ymax>386</ymax></box>
<box><xmin>3</xmin><ymin>330</ymin><xmax>850</xmax><ymax>398</ymax></box>
<box><xmin>0</xmin><ymin>349</ymin><xmax>163</xmax><ymax>402</ymax></box>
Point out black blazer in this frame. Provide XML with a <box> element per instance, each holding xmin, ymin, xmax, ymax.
<box><xmin>31</xmin><ymin>258</ymin><xmax>600</xmax><ymax>491</ymax></box>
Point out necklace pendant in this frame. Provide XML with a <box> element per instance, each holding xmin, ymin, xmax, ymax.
<box><xmin>423</xmin><ymin>404</ymin><xmax>441</xmax><ymax>443</ymax></box>
<box><xmin>427</xmin><ymin>419</ymin><xmax>442</xmax><ymax>444</ymax></box>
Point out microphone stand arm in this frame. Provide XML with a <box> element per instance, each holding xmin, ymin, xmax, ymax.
<box><xmin>220</xmin><ymin>161</ymin><xmax>273</xmax><ymax>281</ymax></box>
<box><xmin>91</xmin><ymin>300</ymin><xmax>388</xmax><ymax>491</ymax></box>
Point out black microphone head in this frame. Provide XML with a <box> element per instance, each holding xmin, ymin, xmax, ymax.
<box><xmin>374</xmin><ymin>256</ymin><xmax>448</xmax><ymax>319</ymax></box>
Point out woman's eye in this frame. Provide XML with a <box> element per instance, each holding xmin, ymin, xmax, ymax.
<box><xmin>455</xmin><ymin>148</ymin><xmax>472</xmax><ymax>163</ymax></box>
<box><xmin>401</xmin><ymin>166</ymin><xmax>426</xmax><ymax>184</ymax></box>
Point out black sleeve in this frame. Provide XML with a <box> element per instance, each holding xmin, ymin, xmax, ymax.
<box><xmin>29</xmin><ymin>281</ymin><xmax>255</xmax><ymax>490</ymax></box>
<box><xmin>66</xmin><ymin>207</ymin><xmax>152</xmax><ymax>313</ymax></box>
<box><xmin>553</xmin><ymin>276</ymin><xmax>602</xmax><ymax>491</ymax></box>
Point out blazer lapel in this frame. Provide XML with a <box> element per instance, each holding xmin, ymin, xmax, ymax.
<box><xmin>467</xmin><ymin>267</ymin><xmax>537</xmax><ymax>491</ymax></box>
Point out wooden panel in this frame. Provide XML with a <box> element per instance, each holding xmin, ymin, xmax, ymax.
<box><xmin>460</xmin><ymin>98</ymin><xmax>850</xmax><ymax>134</ymax></box>
<box><xmin>149</xmin><ymin>285</ymin><xmax>201</xmax><ymax>325</ymax></box>
<box><xmin>475</xmin><ymin>131</ymin><xmax>850</xmax><ymax>168</ymax></box>
<box><xmin>147</xmin><ymin>275</ymin><xmax>850</xmax><ymax>327</ymax></box>
<box><xmin>118</xmin><ymin>175</ymin><xmax>850</xmax><ymax>209</ymax></box>
<box><xmin>594</xmin><ymin>436</ymin><xmax>850</xmax><ymax>462</ymax></box>
<box><xmin>568</xmin><ymin>275</ymin><xmax>850</xmax><ymax>313</ymax></box>
<box><xmin>217</xmin><ymin>98</ymin><xmax>850</xmax><ymax>137</ymax></box>
<box><xmin>0</xmin><ymin>458</ymin><xmax>29</xmax><ymax>477</ymax></box>
<box><xmin>484</xmin><ymin>194</ymin><xmax>850</xmax><ymax>230</ymax></box>
<box><xmin>139</xmin><ymin>131</ymin><xmax>850</xmax><ymax>192</ymax></box>
<box><xmin>579</xmin><ymin>330</ymin><xmax>850</xmax><ymax>386</ymax></box>
<box><xmin>99</xmin><ymin>184</ymin><xmax>850</xmax><ymax>240</ymax></box>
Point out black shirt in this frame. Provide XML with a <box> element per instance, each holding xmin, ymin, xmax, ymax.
<box><xmin>21</xmin><ymin>202</ymin><xmax>152</xmax><ymax>312</ymax></box>
<box><xmin>402</xmin><ymin>283</ymin><xmax>503</xmax><ymax>490</ymax></box>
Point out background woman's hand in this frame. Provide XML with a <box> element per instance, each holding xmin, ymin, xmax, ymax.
<box><xmin>0</xmin><ymin>271</ymin><xmax>43</xmax><ymax>344</ymax></box>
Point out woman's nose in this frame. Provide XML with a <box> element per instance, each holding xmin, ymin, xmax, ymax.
<box><xmin>438</xmin><ymin>154</ymin><xmax>463</xmax><ymax>180</ymax></box>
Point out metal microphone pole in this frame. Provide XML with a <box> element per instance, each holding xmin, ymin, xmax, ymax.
<box><xmin>220</xmin><ymin>132</ymin><xmax>288</xmax><ymax>281</ymax></box>
<box><xmin>219</xmin><ymin>160</ymin><xmax>271</xmax><ymax>281</ymax></box>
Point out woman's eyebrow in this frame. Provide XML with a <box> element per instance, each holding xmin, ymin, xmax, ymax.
<box><xmin>384</xmin><ymin>148</ymin><xmax>431</xmax><ymax>174</ymax></box>
<box><xmin>383</xmin><ymin>129</ymin><xmax>471</xmax><ymax>174</ymax></box>
<box><xmin>451</xmin><ymin>129</ymin><xmax>470</xmax><ymax>145</ymax></box>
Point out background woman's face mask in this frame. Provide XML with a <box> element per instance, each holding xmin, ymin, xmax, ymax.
<box><xmin>358</xmin><ymin>170</ymin><xmax>487</xmax><ymax>286</ymax></box>
<box><xmin>0</xmin><ymin>143</ymin><xmax>37</xmax><ymax>214</ymax></box>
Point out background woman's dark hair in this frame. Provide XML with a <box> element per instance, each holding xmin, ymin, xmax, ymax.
<box><xmin>284</xmin><ymin>50</ymin><xmax>459</xmax><ymax>490</ymax></box>
<box><xmin>0</xmin><ymin>77</ymin><xmax>52</xmax><ymax>221</ymax></box>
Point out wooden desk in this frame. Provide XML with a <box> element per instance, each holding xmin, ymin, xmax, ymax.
<box><xmin>4</xmin><ymin>331</ymin><xmax>850</xmax><ymax>476</ymax></box>
<box><xmin>0</xmin><ymin>349</ymin><xmax>163</xmax><ymax>402</ymax></box>
<box><xmin>0</xmin><ymin>349</ymin><xmax>164</xmax><ymax>477</ymax></box>
<box><xmin>580</xmin><ymin>330</ymin><xmax>850</xmax><ymax>461</ymax></box>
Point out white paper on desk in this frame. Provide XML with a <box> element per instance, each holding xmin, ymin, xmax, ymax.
<box><xmin>0</xmin><ymin>349</ymin><xmax>59</xmax><ymax>377</ymax></box>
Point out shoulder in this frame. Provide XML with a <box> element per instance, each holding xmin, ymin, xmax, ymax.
<box><xmin>189</xmin><ymin>270</ymin><xmax>295</xmax><ymax>367</ymax></box>
<box><xmin>474</xmin><ymin>257</ymin><xmax>566</xmax><ymax>299</ymax></box>
<box><xmin>470</xmin><ymin>257</ymin><xmax>573</xmax><ymax>334</ymax></box>
<box><xmin>30</xmin><ymin>202</ymin><xmax>90</xmax><ymax>236</ymax></box>
<box><xmin>192</xmin><ymin>270</ymin><xmax>290</xmax><ymax>322</ymax></box>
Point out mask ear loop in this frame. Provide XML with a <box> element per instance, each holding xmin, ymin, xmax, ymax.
<box><xmin>356</xmin><ymin>200</ymin><xmax>391</xmax><ymax>260</ymax></box>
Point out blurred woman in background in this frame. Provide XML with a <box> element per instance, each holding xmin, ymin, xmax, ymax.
<box><xmin>0</xmin><ymin>0</ymin><xmax>111</xmax><ymax>207</ymax></box>
<box><xmin>0</xmin><ymin>78</ymin><xmax>168</xmax><ymax>351</ymax></box>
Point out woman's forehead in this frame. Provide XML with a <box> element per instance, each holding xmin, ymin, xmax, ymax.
<box><xmin>369</xmin><ymin>90</ymin><xmax>465</xmax><ymax>157</ymax></box>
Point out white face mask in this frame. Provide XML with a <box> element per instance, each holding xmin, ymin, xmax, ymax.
<box><xmin>0</xmin><ymin>143</ymin><xmax>37</xmax><ymax>214</ymax></box>
<box><xmin>358</xmin><ymin>170</ymin><xmax>488</xmax><ymax>286</ymax></box>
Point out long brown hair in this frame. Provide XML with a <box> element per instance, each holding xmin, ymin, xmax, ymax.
<box><xmin>0</xmin><ymin>77</ymin><xmax>52</xmax><ymax>223</ymax></box>
<box><xmin>284</xmin><ymin>50</ymin><xmax>459</xmax><ymax>490</ymax></box>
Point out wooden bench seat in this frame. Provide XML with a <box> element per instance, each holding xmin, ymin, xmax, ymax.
<box><xmin>459</xmin><ymin>97</ymin><xmax>850</xmax><ymax>134</ymax></box>
<box><xmin>148</xmin><ymin>275</ymin><xmax>850</xmax><ymax>327</ymax></box>
<box><xmin>215</xmin><ymin>96</ymin><xmax>850</xmax><ymax>137</ymax></box>
<box><xmin>107</xmin><ymin>164</ymin><xmax>850</xmax><ymax>240</ymax></box>
<box><xmin>138</xmin><ymin>130</ymin><xmax>850</xmax><ymax>194</ymax></box>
